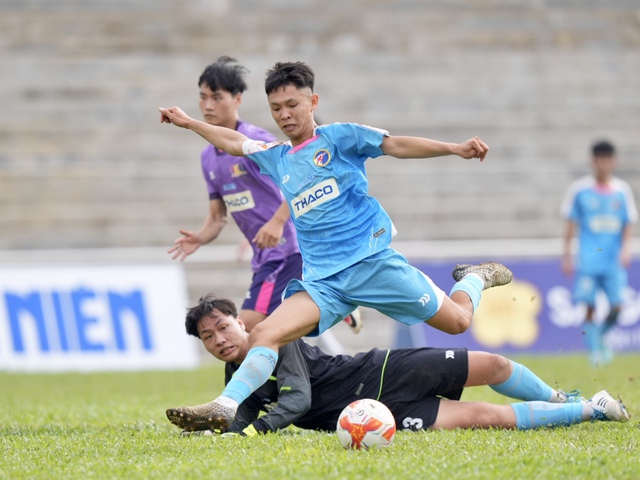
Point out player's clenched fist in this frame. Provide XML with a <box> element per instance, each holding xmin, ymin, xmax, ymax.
<box><xmin>455</xmin><ymin>136</ymin><xmax>489</xmax><ymax>161</ymax></box>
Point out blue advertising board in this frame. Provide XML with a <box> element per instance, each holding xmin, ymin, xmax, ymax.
<box><xmin>0</xmin><ymin>264</ymin><xmax>199</xmax><ymax>371</ymax></box>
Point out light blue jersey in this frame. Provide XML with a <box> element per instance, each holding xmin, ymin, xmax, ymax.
<box><xmin>561</xmin><ymin>175</ymin><xmax>637</xmax><ymax>275</ymax></box>
<box><xmin>243</xmin><ymin>123</ymin><xmax>394</xmax><ymax>281</ymax></box>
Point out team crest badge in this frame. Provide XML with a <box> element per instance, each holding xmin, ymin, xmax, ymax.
<box><xmin>313</xmin><ymin>149</ymin><xmax>331</xmax><ymax>167</ymax></box>
<box><xmin>230</xmin><ymin>163</ymin><xmax>247</xmax><ymax>177</ymax></box>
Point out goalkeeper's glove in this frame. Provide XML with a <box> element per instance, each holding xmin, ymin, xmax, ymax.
<box><xmin>221</xmin><ymin>424</ymin><xmax>258</xmax><ymax>438</ymax></box>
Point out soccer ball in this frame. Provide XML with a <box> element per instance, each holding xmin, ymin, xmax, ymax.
<box><xmin>336</xmin><ymin>399</ymin><xmax>396</xmax><ymax>450</ymax></box>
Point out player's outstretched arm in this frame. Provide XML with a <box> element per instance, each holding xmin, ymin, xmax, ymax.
<box><xmin>159</xmin><ymin>106</ymin><xmax>247</xmax><ymax>156</ymax></box>
<box><xmin>382</xmin><ymin>135</ymin><xmax>489</xmax><ymax>161</ymax></box>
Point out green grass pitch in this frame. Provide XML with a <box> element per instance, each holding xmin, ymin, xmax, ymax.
<box><xmin>1</xmin><ymin>353</ymin><xmax>639</xmax><ymax>479</ymax></box>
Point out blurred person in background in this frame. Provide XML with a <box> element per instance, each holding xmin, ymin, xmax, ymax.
<box><xmin>561</xmin><ymin>140</ymin><xmax>638</xmax><ymax>367</ymax></box>
<box><xmin>167</xmin><ymin>56</ymin><xmax>362</xmax><ymax>334</ymax></box>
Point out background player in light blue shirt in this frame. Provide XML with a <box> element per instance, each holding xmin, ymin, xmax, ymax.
<box><xmin>561</xmin><ymin>140</ymin><xmax>638</xmax><ymax>367</ymax></box>
<box><xmin>159</xmin><ymin>61</ymin><xmax>513</xmax><ymax>432</ymax></box>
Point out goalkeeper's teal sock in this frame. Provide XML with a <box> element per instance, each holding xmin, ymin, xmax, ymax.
<box><xmin>220</xmin><ymin>346</ymin><xmax>278</xmax><ymax>404</ymax></box>
<box><xmin>449</xmin><ymin>273</ymin><xmax>483</xmax><ymax>311</ymax></box>
<box><xmin>511</xmin><ymin>402</ymin><xmax>585</xmax><ymax>430</ymax></box>
<box><xmin>490</xmin><ymin>360</ymin><xmax>554</xmax><ymax>401</ymax></box>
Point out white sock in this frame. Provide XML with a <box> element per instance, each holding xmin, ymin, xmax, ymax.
<box><xmin>215</xmin><ymin>396</ymin><xmax>239</xmax><ymax>411</ymax></box>
<box><xmin>549</xmin><ymin>390</ymin><xmax>567</xmax><ymax>403</ymax></box>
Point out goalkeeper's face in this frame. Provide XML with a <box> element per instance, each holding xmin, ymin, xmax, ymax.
<box><xmin>197</xmin><ymin>309</ymin><xmax>249</xmax><ymax>363</ymax></box>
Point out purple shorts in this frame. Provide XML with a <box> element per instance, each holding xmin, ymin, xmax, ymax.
<box><xmin>241</xmin><ymin>253</ymin><xmax>303</xmax><ymax>315</ymax></box>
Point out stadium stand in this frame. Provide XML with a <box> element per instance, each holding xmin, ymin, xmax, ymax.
<box><xmin>1</xmin><ymin>0</ymin><xmax>639</xmax><ymax>353</ymax></box>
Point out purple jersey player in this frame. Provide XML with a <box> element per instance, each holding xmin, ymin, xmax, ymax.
<box><xmin>200</xmin><ymin>121</ymin><xmax>299</xmax><ymax>272</ymax></box>
<box><xmin>168</xmin><ymin>57</ymin><xmax>362</xmax><ymax>333</ymax></box>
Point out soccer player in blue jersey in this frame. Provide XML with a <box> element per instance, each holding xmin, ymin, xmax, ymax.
<box><xmin>168</xmin><ymin>295</ymin><xmax>629</xmax><ymax>436</ymax></box>
<box><xmin>167</xmin><ymin>57</ymin><xmax>361</xmax><ymax>334</ymax></box>
<box><xmin>561</xmin><ymin>140</ymin><xmax>638</xmax><ymax>367</ymax></box>
<box><xmin>159</xmin><ymin>61</ymin><xmax>513</xmax><ymax>431</ymax></box>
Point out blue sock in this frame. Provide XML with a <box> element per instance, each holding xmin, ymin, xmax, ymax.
<box><xmin>511</xmin><ymin>402</ymin><xmax>584</xmax><ymax>430</ymax></box>
<box><xmin>490</xmin><ymin>360</ymin><xmax>553</xmax><ymax>401</ymax></box>
<box><xmin>583</xmin><ymin>322</ymin><xmax>601</xmax><ymax>357</ymax></box>
<box><xmin>449</xmin><ymin>274</ymin><xmax>483</xmax><ymax>311</ymax></box>
<box><xmin>220</xmin><ymin>346</ymin><xmax>278</xmax><ymax>404</ymax></box>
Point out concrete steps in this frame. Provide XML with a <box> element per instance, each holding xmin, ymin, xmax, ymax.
<box><xmin>1</xmin><ymin>0</ymin><xmax>639</xmax><ymax>253</ymax></box>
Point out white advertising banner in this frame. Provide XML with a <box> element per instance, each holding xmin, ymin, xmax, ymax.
<box><xmin>0</xmin><ymin>264</ymin><xmax>199</xmax><ymax>372</ymax></box>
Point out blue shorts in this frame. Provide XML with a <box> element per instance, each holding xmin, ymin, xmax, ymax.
<box><xmin>242</xmin><ymin>253</ymin><xmax>303</xmax><ymax>315</ymax></box>
<box><xmin>283</xmin><ymin>248</ymin><xmax>445</xmax><ymax>336</ymax></box>
<box><xmin>573</xmin><ymin>267</ymin><xmax>627</xmax><ymax>308</ymax></box>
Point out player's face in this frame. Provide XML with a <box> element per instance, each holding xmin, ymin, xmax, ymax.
<box><xmin>592</xmin><ymin>154</ymin><xmax>616</xmax><ymax>181</ymax></box>
<box><xmin>199</xmin><ymin>84</ymin><xmax>241</xmax><ymax>130</ymax></box>
<box><xmin>268</xmin><ymin>85</ymin><xmax>318</xmax><ymax>146</ymax></box>
<box><xmin>197</xmin><ymin>309</ymin><xmax>249</xmax><ymax>363</ymax></box>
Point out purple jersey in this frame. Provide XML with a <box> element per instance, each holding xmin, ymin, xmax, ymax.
<box><xmin>201</xmin><ymin>120</ymin><xmax>299</xmax><ymax>271</ymax></box>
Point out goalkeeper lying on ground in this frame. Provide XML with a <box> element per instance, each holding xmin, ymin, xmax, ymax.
<box><xmin>167</xmin><ymin>294</ymin><xmax>630</xmax><ymax>436</ymax></box>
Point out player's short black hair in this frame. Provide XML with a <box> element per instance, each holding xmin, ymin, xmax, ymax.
<box><xmin>264</xmin><ymin>61</ymin><xmax>315</xmax><ymax>95</ymax></box>
<box><xmin>185</xmin><ymin>293</ymin><xmax>238</xmax><ymax>338</ymax></box>
<box><xmin>198</xmin><ymin>56</ymin><xmax>248</xmax><ymax>96</ymax></box>
<box><xmin>592</xmin><ymin>140</ymin><xmax>615</xmax><ymax>157</ymax></box>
